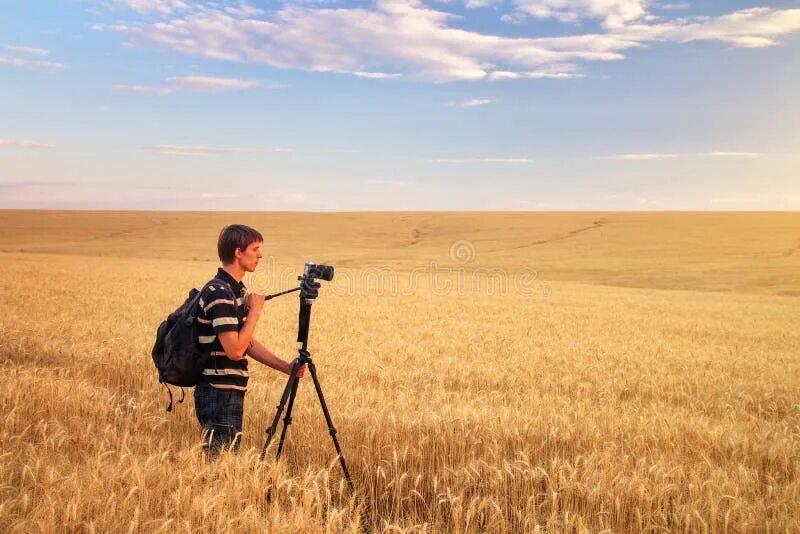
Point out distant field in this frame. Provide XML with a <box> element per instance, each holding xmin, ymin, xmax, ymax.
<box><xmin>1</xmin><ymin>210</ymin><xmax>798</xmax><ymax>295</ymax></box>
<box><xmin>1</xmin><ymin>211</ymin><xmax>798</xmax><ymax>532</ymax></box>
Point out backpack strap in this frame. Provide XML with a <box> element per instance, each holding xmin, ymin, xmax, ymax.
<box><xmin>192</xmin><ymin>279</ymin><xmax>223</xmax><ymax>324</ymax></box>
<box><xmin>210</xmin><ymin>277</ymin><xmax>242</xmax><ymax>317</ymax></box>
<box><xmin>162</xmin><ymin>384</ymin><xmax>186</xmax><ymax>412</ymax></box>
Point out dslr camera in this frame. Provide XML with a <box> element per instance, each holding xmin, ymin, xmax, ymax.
<box><xmin>299</xmin><ymin>261</ymin><xmax>334</xmax><ymax>299</ymax></box>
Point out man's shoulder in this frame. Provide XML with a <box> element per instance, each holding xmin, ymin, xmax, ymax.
<box><xmin>198</xmin><ymin>279</ymin><xmax>239</xmax><ymax>306</ymax></box>
<box><xmin>201</xmin><ymin>277</ymin><xmax>237</xmax><ymax>294</ymax></box>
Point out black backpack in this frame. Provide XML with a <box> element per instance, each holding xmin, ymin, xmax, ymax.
<box><xmin>151</xmin><ymin>278</ymin><xmax>235</xmax><ymax>411</ymax></box>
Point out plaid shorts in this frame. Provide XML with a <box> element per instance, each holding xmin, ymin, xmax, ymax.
<box><xmin>194</xmin><ymin>379</ymin><xmax>245</xmax><ymax>455</ymax></box>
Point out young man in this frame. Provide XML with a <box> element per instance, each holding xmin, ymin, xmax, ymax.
<box><xmin>195</xmin><ymin>224</ymin><xmax>305</xmax><ymax>455</ymax></box>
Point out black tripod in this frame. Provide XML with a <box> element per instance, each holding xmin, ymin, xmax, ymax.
<box><xmin>260</xmin><ymin>281</ymin><xmax>353</xmax><ymax>491</ymax></box>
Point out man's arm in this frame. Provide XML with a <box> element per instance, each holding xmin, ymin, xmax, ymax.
<box><xmin>248</xmin><ymin>338</ymin><xmax>306</xmax><ymax>377</ymax></box>
<box><xmin>216</xmin><ymin>293</ymin><xmax>264</xmax><ymax>360</ymax></box>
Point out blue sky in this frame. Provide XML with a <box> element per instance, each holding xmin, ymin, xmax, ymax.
<box><xmin>1</xmin><ymin>0</ymin><xmax>798</xmax><ymax>210</ymax></box>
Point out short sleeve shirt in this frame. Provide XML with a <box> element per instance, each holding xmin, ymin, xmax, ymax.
<box><xmin>196</xmin><ymin>268</ymin><xmax>250</xmax><ymax>391</ymax></box>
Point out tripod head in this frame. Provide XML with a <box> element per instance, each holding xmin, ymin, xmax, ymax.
<box><xmin>299</xmin><ymin>261</ymin><xmax>334</xmax><ymax>300</ymax></box>
<box><xmin>263</xmin><ymin>261</ymin><xmax>335</xmax><ymax>302</ymax></box>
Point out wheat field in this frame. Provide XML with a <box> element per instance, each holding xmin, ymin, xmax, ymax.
<box><xmin>1</xmin><ymin>210</ymin><xmax>798</xmax><ymax>532</ymax></box>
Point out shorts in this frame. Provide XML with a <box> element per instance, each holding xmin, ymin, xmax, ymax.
<box><xmin>194</xmin><ymin>378</ymin><xmax>245</xmax><ymax>456</ymax></box>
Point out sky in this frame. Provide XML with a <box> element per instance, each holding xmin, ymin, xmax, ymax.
<box><xmin>0</xmin><ymin>0</ymin><xmax>798</xmax><ymax>211</ymax></box>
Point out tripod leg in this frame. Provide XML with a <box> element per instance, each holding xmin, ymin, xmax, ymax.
<box><xmin>276</xmin><ymin>376</ymin><xmax>300</xmax><ymax>459</ymax></box>
<box><xmin>307</xmin><ymin>361</ymin><xmax>354</xmax><ymax>491</ymax></box>
<box><xmin>261</xmin><ymin>361</ymin><xmax>301</xmax><ymax>460</ymax></box>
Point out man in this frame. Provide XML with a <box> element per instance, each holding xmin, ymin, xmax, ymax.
<box><xmin>195</xmin><ymin>224</ymin><xmax>305</xmax><ymax>455</ymax></box>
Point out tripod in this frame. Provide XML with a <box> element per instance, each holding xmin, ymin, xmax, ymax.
<box><xmin>260</xmin><ymin>283</ymin><xmax>353</xmax><ymax>491</ymax></box>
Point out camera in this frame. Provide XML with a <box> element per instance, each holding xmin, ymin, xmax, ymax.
<box><xmin>299</xmin><ymin>262</ymin><xmax>334</xmax><ymax>300</ymax></box>
<box><xmin>303</xmin><ymin>262</ymin><xmax>334</xmax><ymax>282</ymax></box>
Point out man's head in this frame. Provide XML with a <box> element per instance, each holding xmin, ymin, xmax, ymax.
<box><xmin>218</xmin><ymin>224</ymin><xmax>263</xmax><ymax>272</ymax></box>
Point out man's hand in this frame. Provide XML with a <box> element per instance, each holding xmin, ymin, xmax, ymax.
<box><xmin>247</xmin><ymin>338</ymin><xmax>305</xmax><ymax>377</ymax></box>
<box><xmin>287</xmin><ymin>358</ymin><xmax>307</xmax><ymax>378</ymax></box>
<box><xmin>246</xmin><ymin>292</ymin><xmax>265</xmax><ymax>313</ymax></box>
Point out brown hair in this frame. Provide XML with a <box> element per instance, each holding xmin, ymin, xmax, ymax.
<box><xmin>217</xmin><ymin>224</ymin><xmax>263</xmax><ymax>264</ymax></box>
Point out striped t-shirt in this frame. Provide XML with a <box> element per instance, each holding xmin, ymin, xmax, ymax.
<box><xmin>196</xmin><ymin>268</ymin><xmax>250</xmax><ymax>392</ymax></box>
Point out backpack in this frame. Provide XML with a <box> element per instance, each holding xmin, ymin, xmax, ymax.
<box><xmin>151</xmin><ymin>278</ymin><xmax>235</xmax><ymax>411</ymax></box>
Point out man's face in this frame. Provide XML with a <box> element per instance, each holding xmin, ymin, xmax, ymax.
<box><xmin>237</xmin><ymin>240</ymin><xmax>263</xmax><ymax>272</ymax></box>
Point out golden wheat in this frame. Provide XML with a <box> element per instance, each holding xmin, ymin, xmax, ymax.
<box><xmin>1</xmin><ymin>211</ymin><xmax>798</xmax><ymax>532</ymax></box>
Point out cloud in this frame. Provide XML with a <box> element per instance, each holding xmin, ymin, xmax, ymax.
<box><xmin>599</xmin><ymin>153</ymin><xmax>678</xmax><ymax>160</ymax></box>
<box><xmin>114</xmin><ymin>0</ymin><xmax>191</xmax><ymax>15</ymax></box>
<box><xmin>464</xmin><ymin>0</ymin><xmax>502</xmax><ymax>8</ymax></box>
<box><xmin>167</xmin><ymin>75</ymin><xmax>261</xmax><ymax>91</ymax></box>
<box><xmin>148</xmin><ymin>144</ymin><xmax>262</xmax><ymax>156</ymax></box>
<box><xmin>0</xmin><ymin>138</ymin><xmax>57</xmax><ymax>149</ymax></box>
<box><xmin>600</xmin><ymin>151</ymin><xmax>766</xmax><ymax>160</ymax></box>
<box><xmin>115</xmin><ymin>74</ymin><xmax>268</xmax><ymax>94</ymax></box>
<box><xmin>114</xmin><ymin>84</ymin><xmax>172</xmax><ymax>95</ymax></box>
<box><xmin>656</xmin><ymin>3</ymin><xmax>689</xmax><ymax>10</ymax></box>
<box><xmin>0</xmin><ymin>55</ymin><xmax>64</xmax><ymax>72</ymax></box>
<box><xmin>435</xmin><ymin>157</ymin><xmax>532</xmax><ymax>163</ymax></box>
<box><xmin>513</xmin><ymin>0</ymin><xmax>648</xmax><ymax>27</ymax></box>
<box><xmin>102</xmin><ymin>0</ymin><xmax>629</xmax><ymax>82</ymax></box>
<box><xmin>488</xmin><ymin>69</ymin><xmax>584</xmax><ymax>80</ymax></box>
<box><xmin>101</xmin><ymin>2</ymin><xmax>800</xmax><ymax>82</ymax></box>
<box><xmin>352</xmin><ymin>71</ymin><xmax>401</xmax><ymax>79</ymax></box>
<box><xmin>4</xmin><ymin>44</ymin><xmax>50</xmax><ymax>56</ymax></box>
<box><xmin>613</xmin><ymin>7</ymin><xmax>800</xmax><ymax>48</ymax></box>
<box><xmin>447</xmin><ymin>98</ymin><xmax>494</xmax><ymax>107</ymax></box>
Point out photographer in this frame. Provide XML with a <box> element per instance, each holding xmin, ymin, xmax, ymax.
<box><xmin>195</xmin><ymin>224</ymin><xmax>305</xmax><ymax>456</ymax></box>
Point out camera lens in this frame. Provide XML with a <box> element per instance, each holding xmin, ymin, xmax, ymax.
<box><xmin>304</xmin><ymin>262</ymin><xmax>335</xmax><ymax>282</ymax></box>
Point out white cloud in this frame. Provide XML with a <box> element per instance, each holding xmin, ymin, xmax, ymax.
<box><xmin>115</xmin><ymin>0</ymin><xmax>191</xmax><ymax>15</ymax></box>
<box><xmin>465</xmin><ymin>0</ymin><xmax>502</xmax><ymax>7</ymax></box>
<box><xmin>447</xmin><ymin>98</ymin><xmax>494</xmax><ymax>107</ymax></box>
<box><xmin>114</xmin><ymin>84</ymin><xmax>173</xmax><ymax>95</ymax></box>
<box><xmin>4</xmin><ymin>44</ymin><xmax>50</xmax><ymax>56</ymax></box>
<box><xmin>167</xmin><ymin>75</ymin><xmax>260</xmax><ymax>91</ymax></box>
<box><xmin>435</xmin><ymin>157</ymin><xmax>532</xmax><ymax>163</ymax></box>
<box><xmin>103</xmin><ymin>0</ymin><xmax>629</xmax><ymax>82</ymax></box>
<box><xmin>101</xmin><ymin>2</ymin><xmax>800</xmax><ymax>82</ymax></box>
<box><xmin>656</xmin><ymin>3</ymin><xmax>689</xmax><ymax>10</ymax></box>
<box><xmin>513</xmin><ymin>0</ymin><xmax>648</xmax><ymax>27</ymax></box>
<box><xmin>0</xmin><ymin>138</ymin><xmax>57</xmax><ymax>149</ymax></box>
<box><xmin>352</xmin><ymin>71</ymin><xmax>401</xmax><ymax>79</ymax></box>
<box><xmin>0</xmin><ymin>55</ymin><xmax>64</xmax><ymax>72</ymax></box>
<box><xmin>600</xmin><ymin>151</ymin><xmax>765</xmax><ymax>160</ymax></box>
<box><xmin>148</xmin><ymin>144</ymin><xmax>262</xmax><ymax>156</ymax></box>
<box><xmin>115</xmin><ymin>75</ymin><xmax>266</xmax><ymax>94</ymax></box>
<box><xmin>600</xmin><ymin>153</ymin><xmax>678</xmax><ymax>160</ymax></box>
<box><xmin>614</xmin><ymin>8</ymin><xmax>800</xmax><ymax>49</ymax></box>
<box><xmin>488</xmin><ymin>69</ymin><xmax>584</xmax><ymax>80</ymax></box>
